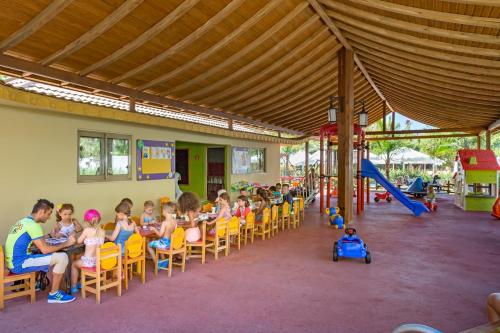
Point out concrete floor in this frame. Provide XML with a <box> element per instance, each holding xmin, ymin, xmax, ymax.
<box><xmin>1</xmin><ymin>194</ymin><xmax>499</xmax><ymax>333</ymax></box>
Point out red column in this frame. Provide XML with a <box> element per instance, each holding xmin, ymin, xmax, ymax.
<box><xmin>366</xmin><ymin>141</ymin><xmax>370</xmax><ymax>204</ymax></box>
<box><xmin>319</xmin><ymin>133</ymin><xmax>324</xmax><ymax>214</ymax></box>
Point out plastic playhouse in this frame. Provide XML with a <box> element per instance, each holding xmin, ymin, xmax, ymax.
<box><xmin>453</xmin><ymin>149</ymin><xmax>499</xmax><ymax>212</ymax></box>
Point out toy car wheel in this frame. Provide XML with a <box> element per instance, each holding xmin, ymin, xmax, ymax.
<box><xmin>386</xmin><ymin>196</ymin><xmax>392</xmax><ymax>202</ymax></box>
<box><xmin>365</xmin><ymin>251</ymin><xmax>371</xmax><ymax>264</ymax></box>
<box><xmin>332</xmin><ymin>242</ymin><xmax>339</xmax><ymax>262</ymax></box>
<box><xmin>374</xmin><ymin>197</ymin><xmax>380</xmax><ymax>202</ymax></box>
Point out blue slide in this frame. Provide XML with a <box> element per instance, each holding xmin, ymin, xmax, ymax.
<box><xmin>361</xmin><ymin>159</ymin><xmax>428</xmax><ymax>216</ymax></box>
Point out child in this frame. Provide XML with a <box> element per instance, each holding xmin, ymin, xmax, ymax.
<box><xmin>240</xmin><ymin>187</ymin><xmax>254</xmax><ymax>209</ymax></box>
<box><xmin>147</xmin><ymin>202</ymin><xmax>177</xmax><ymax>269</ymax></box>
<box><xmin>274</xmin><ymin>183</ymin><xmax>282</xmax><ymax>198</ymax></box>
<box><xmin>282</xmin><ymin>184</ymin><xmax>294</xmax><ymax>212</ymax></box>
<box><xmin>120</xmin><ymin>198</ymin><xmax>133</xmax><ymax>210</ymax></box>
<box><xmin>178</xmin><ymin>192</ymin><xmax>202</xmax><ymax>242</ymax></box>
<box><xmin>140</xmin><ymin>200</ymin><xmax>156</xmax><ymax>225</ymax></box>
<box><xmin>255</xmin><ymin>189</ymin><xmax>270</xmax><ymax>222</ymax></box>
<box><xmin>426</xmin><ymin>185</ymin><xmax>436</xmax><ymax>205</ymax></box>
<box><xmin>209</xmin><ymin>192</ymin><xmax>232</xmax><ymax>234</ymax></box>
<box><xmin>51</xmin><ymin>203</ymin><xmax>83</xmax><ymax>238</ymax></box>
<box><xmin>109</xmin><ymin>202</ymin><xmax>139</xmax><ymax>255</ymax></box>
<box><xmin>70</xmin><ymin>209</ymin><xmax>105</xmax><ymax>294</ymax></box>
<box><xmin>235</xmin><ymin>195</ymin><xmax>251</xmax><ymax>225</ymax></box>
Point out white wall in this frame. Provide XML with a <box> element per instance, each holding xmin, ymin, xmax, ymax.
<box><xmin>0</xmin><ymin>102</ymin><xmax>280</xmax><ymax>241</ymax></box>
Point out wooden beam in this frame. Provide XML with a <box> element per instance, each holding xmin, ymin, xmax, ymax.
<box><xmin>323</xmin><ymin>2</ymin><xmax>500</xmax><ymax>45</ymax></box>
<box><xmin>306</xmin><ymin>0</ymin><xmax>390</xmax><ymax>110</ymax></box>
<box><xmin>391</xmin><ymin>110</ymin><xmax>395</xmax><ymax>136</ymax></box>
<box><xmin>367</xmin><ymin>133</ymin><xmax>478</xmax><ymax>141</ymax></box>
<box><xmin>79</xmin><ymin>0</ymin><xmax>199</xmax><ymax>75</ymax></box>
<box><xmin>142</xmin><ymin>0</ymin><xmax>282</xmax><ymax>92</ymax></box>
<box><xmin>0</xmin><ymin>54</ymin><xmax>303</xmax><ymax>135</ymax></box>
<box><xmin>366</xmin><ymin>127</ymin><xmax>484</xmax><ymax>135</ymax></box>
<box><xmin>129</xmin><ymin>97</ymin><xmax>136</xmax><ymax>112</ymax></box>
<box><xmin>337</xmin><ymin>47</ymin><xmax>354</xmax><ymax>222</ymax></box>
<box><xmin>111</xmin><ymin>0</ymin><xmax>244</xmax><ymax>84</ymax></box>
<box><xmin>334</xmin><ymin>0</ymin><xmax>500</xmax><ymax>29</ymax></box>
<box><xmin>477</xmin><ymin>135</ymin><xmax>482</xmax><ymax>149</ymax></box>
<box><xmin>0</xmin><ymin>0</ymin><xmax>72</xmax><ymax>52</ymax></box>
<box><xmin>382</xmin><ymin>100</ymin><xmax>386</xmax><ymax>131</ymax></box>
<box><xmin>40</xmin><ymin>0</ymin><xmax>143</xmax><ymax>65</ymax></box>
<box><xmin>164</xmin><ymin>2</ymin><xmax>309</xmax><ymax>97</ymax></box>
<box><xmin>486</xmin><ymin>130</ymin><xmax>491</xmax><ymax>149</ymax></box>
<box><xmin>489</xmin><ymin>119</ymin><xmax>500</xmax><ymax>131</ymax></box>
<box><xmin>305</xmin><ymin>140</ymin><xmax>310</xmax><ymax>186</ymax></box>
<box><xmin>228</xmin><ymin>118</ymin><xmax>233</xmax><ymax>131</ymax></box>
<box><xmin>183</xmin><ymin>15</ymin><xmax>321</xmax><ymax>102</ymax></box>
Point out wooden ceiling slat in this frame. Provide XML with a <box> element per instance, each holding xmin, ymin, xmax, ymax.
<box><xmin>0</xmin><ymin>0</ymin><xmax>72</xmax><ymax>52</ymax></box>
<box><xmin>79</xmin><ymin>0</ymin><xmax>200</xmax><ymax>76</ymax></box>
<box><xmin>110</xmin><ymin>0</ymin><xmax>245</xmax><ymax>84</ymax></box>
<box><xmin>182</xmin><ymin>14</ymin><xmax>321</xmax><ymax>102</ymax></box>
<box><xmin>203</xmin><ymin>27</ymin><xmax>330</xmax><ymax>106</ymax></box>
<box><xmin>340</xmin><ymin>24</ymin><xmax>500</xmax><ymax>69</ymax></box>
<box><xmin>354</xmin><ymin>45</ymin><xmax>500</xmax><ymax>92</ymax></box>
<box><xmin>332</xmin><ymin>0</ymin><xmax>500</xmax><ymax>29</ymax></box>
<box><xmin>324</xmin><ymin>1</ymin><xmax>500</xmax><ymax>45</ymax></box>
<box><xmin>332</xmin><ymin>14</ymin><xmax>500</xmax><ymax>58</ymax></box>
<box><xmin>140</xmin><ymin>0</ymin><xmax>282</xmax><ymax>92</ymax></box>
<box><xmin>40</xmin><ymin>0</ymin><xmax>143</xmax><ymax>66</ymax></box>
<box><xmin>163</xmin><ymin>2</ymin><xmax>309</xmax><ymax>98</ymax></box>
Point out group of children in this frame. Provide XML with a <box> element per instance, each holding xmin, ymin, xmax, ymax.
<box><xmin>46</xmin><ymin>184</ymin><xmax>297</xmax><ymax>296</ymax></box>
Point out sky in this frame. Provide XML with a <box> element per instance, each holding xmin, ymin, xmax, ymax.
<box><xmin>387</xmin><ymin>113</ymin><xmax>433</xmax><ymax>130</ymax></box>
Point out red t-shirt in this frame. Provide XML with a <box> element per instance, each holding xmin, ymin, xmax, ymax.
<box><xmin>235</xmin><ymin>206</ymin><xmax>251</xmax><ymax>218</ymax></box>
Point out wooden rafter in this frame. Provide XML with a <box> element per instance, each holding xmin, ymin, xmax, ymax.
<box><xmin>141</xmin><ymin>0</ymin><xmax>283</xmax><ymax>92</ymax></box>
<box><xmin>0</xmin><ymin>54</ymin><xmax>303</xmax><ymax>135</ymax></box>
<box><xmin>110</xmin><ymin>0</ymin><xmax>245</xmax><ymax>84</ymax></box>
<box><xmin>163</xmin><ymin>2</ymin><xmax>309</xmax><ymax>97</ymax></box>
<box><xmin>79</xmin><ymin>0</ymin><xmax>200</xmax><ymax>75</ymax></box>
<box><xmin>40</xmin><ymin>0</ymin><xmax>143</xmax><ymax>66</ymax></box>
<box><xmin>0</xmin><ymin>0</ymin><xmax>73</xmax><ymax>52</ymax></box>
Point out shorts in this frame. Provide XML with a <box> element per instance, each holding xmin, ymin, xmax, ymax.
<box><xmin>149</xmin><ymin>238</ymin><xmax>171</xmax><ymax>250</ymax></box>
<box><xmin>10</xmin><ymin>253</ymin><xmax>52</xmax><ymax>274</ymax></box>
<box><xmin>81</xmin><ymin>255</ymin><xmax>96</xmax><ymax>268</ymax></box>
<box><xmin>186</xmin><ymin>227</ymin><xmax>201</xmax><ymax>242</ymax></box>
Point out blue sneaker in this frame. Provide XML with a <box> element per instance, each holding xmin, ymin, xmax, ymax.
<box><xmin>47</xmin><ymin>290</ymin><xmax>76</xmax><ymax>304</ymax></box>
<box><xmin>70</xmin><ymin>282</ymin><xmax>81</xmax><ymax>294</ymax></box>
<box><xmin>158</xmin><ymin>259</ymin><xmax>169</xmax><ymax>270</ymax></box>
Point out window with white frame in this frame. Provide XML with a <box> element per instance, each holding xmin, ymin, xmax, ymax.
<box><xmin>78</xmin><ymin>130</ymin><xmax>131</xmax><ymax>182</ymax></box>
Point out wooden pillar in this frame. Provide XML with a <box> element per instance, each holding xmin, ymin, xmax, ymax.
<box><xmin>391</xmin><ymin>110</ymin><xmax>395</xmax><ymax>137</ymax></box>
<box><xmin>486</xmin><ymin>130</ymin><xmax>491</xmax><ymax>149</ymax></box>
<box><xmin>477</xmin><ymin>135</ymin><xmax>481</xmax><ymax>149</ymax></box>
<box><xmin>382</xmin><ymin>101</ymin><xmax>386</xmax><ymax>132</ymax></box>
<box><xmin>228</xmin><ymin>118</ymin><xmax>233</xmax><ymax>131</ymax></box>
<box><xmin>366</xmin><ymin>141</ymin><xmax>370</xmax><ymax>204</ymax></box>
<box><xmin>129</xmin><ymin>97</ymin><xmax>136</xmax><ymax>112</ymax></box>
<box><xmin>304</xmin><ymin>140</ymin><xmax>309</xmax><ymax>186</ymax></box>
<box><xmin>337</xmin><ymin>47</ymin><xmax>354</xmax><ymax>223</ymax></box>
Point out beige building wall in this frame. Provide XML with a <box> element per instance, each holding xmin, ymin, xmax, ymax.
<box><xmin>0</xmin><ymin>101</ymin><xmax>280</xmax><ymax>241</ymax></box>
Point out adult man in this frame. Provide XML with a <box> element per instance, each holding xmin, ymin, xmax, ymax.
<box><xmin>5</xmin><ymin>199</ymin><xmax>76</xmax><ymax>303</ymax></box>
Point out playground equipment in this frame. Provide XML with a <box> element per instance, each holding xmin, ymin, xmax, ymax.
<box><xmin>325</xmin><ymin>207</ymin><xmax>345</xmax><ymax>229</ymax></box>
<box><xmin>361</xmin><ymin>159</ymin><xmax>428</xmax><ymax>216</ymax></box>
<box><xmin>424</xmin><ymin>201</ymin><xmax>438</xmax><ymax>212</ymax></box>
<box><xmin>493</xmin><ymin>197</ymin><xmax>500</xmax><ymax>219</ymax></box>
<box><xmin>374</xmin><ymin>191</ymin><xmax>392</xmax><ymax>203</ymax></box>
<box><xmin>404</xmin><ymin>177</ymin><xmax>427</xmax><ymax>198</ymax></box>
<box><xmin>332</xmin><ymin>227</ymin><xmax>371</xmax><ymax>264</ymax></box>
<box><xmin>319</xmin><ymin>123</ymin><xmax>368</xmax><ymax>217</ymax></box>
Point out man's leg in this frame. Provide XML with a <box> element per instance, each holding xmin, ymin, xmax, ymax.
<box><xmin>49</xmin><ymin>253</ymin><xmax>68</xmax><ymax>293</ymax></box>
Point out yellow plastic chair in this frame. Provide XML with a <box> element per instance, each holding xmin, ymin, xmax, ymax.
<box><xmin>123</xmin><ymin>234</ymin><xmax>146</xmax><ymax>290</ymax></box>
<box><xmin>299</xmin><ymin>198</ymin><xmax>305</xmax><ymax>225</ymax></box>
<box><xmin>81</xmin><ymin>242</ymin><xmax>122</xmax><ymax>304</ymax></box>
<box><xmin>103</xmin><ymin>221</ymin><xmax>116</xmax><ymax>231</ymax></box>
<box><xmin>227</xmin><ymin>216</ymin><xmax>241</xmax><ymax>253</ymax></box>
<box><xmin>281</xmin><ymin>202</ymin><xmax>291</xmax><ymax>230</ymax></box>
<box><xmin>255</xmin><ymin>207</ymin><xmax>271</xmax><ymax>240</ymax></box>
<box><xmin>130</xmin><ymin>216</ymin><xmax>141</xmax><ymax>226</ymax></box>
<box><xmin>206</xmin><ymin>219</ymin><xmax>229</xmax><ymax>260</ymax></box>
<box><xmin>242</xmin><ymin>212</ymin><xmax>255</xmax><ymax>245</ymax></box>
<box><xmin>0</xmin><ymin>245</ymin><xmax>36</xmax><ymax>310</ymax></box>
<box><xmin>187</xmin><ymin>221</ymin><xmax>207</xmax><ymax>264</ymax></box>
<box><xmin>270</xmin><ymin>205</ymin><xmax>279</xmax><ymax>236</ymax></box>
<box><xmin>159</xmin><ymin>196</ymin><xmax>170</xmax><ymax>205</ymax></box>
<box><xmin>155</xmin><ymin>227</ymin><xmax>187</xmax><ymax>277</ymax></box>
<box><xmin>290</xmin><ymin>203</ymin><xmax>299</xmax><ymax>229</ymax></box>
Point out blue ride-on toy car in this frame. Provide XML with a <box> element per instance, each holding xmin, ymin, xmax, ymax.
<box><xmin>332</xmin><ymin>227</ymin><xmax>371</xmax><ymax>264</ymax></box>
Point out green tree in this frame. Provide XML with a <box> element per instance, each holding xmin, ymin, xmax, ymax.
<box><xmin>280</xmin><ymin>144</ymin><xmax>302</xmax><ymax>176</ymax></box>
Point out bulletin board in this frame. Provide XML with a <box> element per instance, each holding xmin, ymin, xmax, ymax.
<box><xmin>232</xmin><ymin>147</ymin><xmax>250</xmax><ymax>175</ymax></box>
<box><xmin>136</xmin><ymin>139</ymin><xmax>175</xmax><ymax>181</ymax></box>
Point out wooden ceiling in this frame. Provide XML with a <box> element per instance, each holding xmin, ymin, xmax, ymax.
<box><xmin>0</xmin><ymin>0</ymin><xmax>498</xmax><ymax>136</ymax></box>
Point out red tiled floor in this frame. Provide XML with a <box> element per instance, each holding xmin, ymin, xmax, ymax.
<box><xmin>1</xmin><ymin>195</ymin><xmax>499</xmax><ymax>333</ymax></box>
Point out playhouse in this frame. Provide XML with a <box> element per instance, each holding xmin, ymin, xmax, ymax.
<box><xmin>454</xmin><ymin>149</ymin><xmax>500</xmax><ymax>212</ymax></box>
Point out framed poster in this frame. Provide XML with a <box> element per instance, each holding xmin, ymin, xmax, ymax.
<box><xmin>232</xmin><ymin>147</ymin><xmax>250</xmax><ymax>174</ymax></box>
<box><xmin>136</xmin><ymin>139</ymin><xmax>175</xmax><ymax>181</ymax></box>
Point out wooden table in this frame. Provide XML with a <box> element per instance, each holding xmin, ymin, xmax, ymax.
<box><xmin>459</xmin><ymin>321</ymin><xmax>500</xmax><ymax>333</ymax></box>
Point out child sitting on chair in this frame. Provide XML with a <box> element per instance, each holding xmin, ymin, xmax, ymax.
<box><xmin>208</xmin><ymin>192</ymin><xmax>232</xmax><ymax>235</ymax></box>
<box><xmin>235</xmin><ymin>195</ymin><xmax>251</xmax><ymax>226</ymax></box>
<box><xmin>109</xmin><ymin>202</ymin><xmax>139</xmax><ymax>255</ymax></box>
<box><xmin>147</xmin><ymin>202</ymin><xmax>177</xmax><ymax>269</ymax></box>
<box><xmin>178</xmin><ymin>192</ymin><xmax>202</xmax><ymax>242</ymax></box>
<box><xmin>70</xmin><ymin>209</ymin><xmax>105</xmax><ymax>294</ymax></box>
<box><xmin>274</xmin><ymin>183</ymin><xmax>282</xmax><ymax>199</ymax></box>
<box><xmin>140</xmin><ymin>200</ymin><xmax>156</xmax><ymax>226</ymax></box>
<box><xmin>51</xmin><ymin>203</ymin><xmax>83</xmax><ymax>239</ymax></box>
<box><xmin>239</xmin><ymin>187</ymin><xmax>254</xmax><ymax>209</ymax></box>
<box><xmin>282</xmin><ymin>184</ymin><xmax>294</xmax><ymax>212</ymax></box>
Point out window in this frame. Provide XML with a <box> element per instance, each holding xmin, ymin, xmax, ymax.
<box><xmin>78</xmin><ymin>131</ymin><xmax>131</xmax><ymax>182</ymax></box>
<box><xmin>250</xmin><ymin>148</ymin><xmax>265</xmax><ymax>173</ymax></box>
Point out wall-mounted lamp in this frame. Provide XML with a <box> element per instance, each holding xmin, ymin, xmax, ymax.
<box><xmin>327</xmin><ymin>96</ymin><xmax>342</xmax><ymax>123</ymax></box>
<box><xmin>355</xmin><ymin>100</ymin><xmax>368</xmax><ymax>127</ymax></box>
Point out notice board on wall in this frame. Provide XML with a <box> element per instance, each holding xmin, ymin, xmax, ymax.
<box><xmin>136</xmin><ymin>139</ymin><xmax>175</xmax><ymax>181</ymax></box>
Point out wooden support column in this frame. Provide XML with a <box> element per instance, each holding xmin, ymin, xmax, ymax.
<box><xmin>228</xmin><ymin>118</ymin><xmax>233</xmax><ymax>131</ymax></box>
<box><xmin>337</xmin><ymin>47</ymin><xmax>354</xmax><ymax>223</ymax></box>
<box><xmin>391</xmin><ymin>110</ymin><xmax>395</xmax><ymax>137</ymax></box>
<box><xmin>486</xmin><ymin>130</ymin><xmax>491</xmax><ymax>149</ymax></box>
<box><xmin>304</xmin><ymin>140</ymin><xmax>309</xmax><ymax>187</ymax></box>
<box><xmin>129</xmin><ymin>97</ymin><xmax>136</xmax><ymax>112</ymax></box>
<box><xmin>382</xmin><ymin>101</ymin><xmax>386</xmax><ymax>132</ymax></box>
<box><xmin>477</xmin><ymin>135</ymin><xmax>482</xmax><ymax>149</ymax></box>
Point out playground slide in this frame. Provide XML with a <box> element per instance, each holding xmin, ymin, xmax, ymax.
<box><xmin>361</xmin><ymin>159</ymin><xmax>429</xmax><ymax>216</ymax></box>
